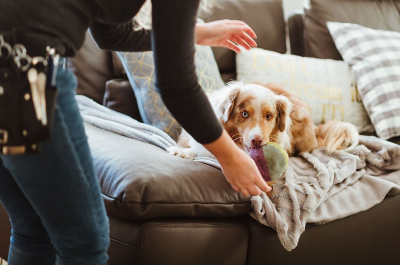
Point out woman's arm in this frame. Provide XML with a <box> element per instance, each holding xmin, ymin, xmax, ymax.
<box><xmin>151</xmin><ymin>0</ymin><xmax>221</xmax><ymax>144</ymax></box>
<box><xmin>151</xmin><ymin>0</ymin><xmax>270</xmax><ymax>195</ymax></box>
<box><xmin>89</xmin><ymin>20</ymin><xmax>152</xmax><ymax>52</ymax></box>
<box><xmin>90</xmin><ymin>18</ymin><xmax>257</xmax><ymax>53</ymax></box>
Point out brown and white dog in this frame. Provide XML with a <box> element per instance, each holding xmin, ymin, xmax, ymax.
<box><xmin>168</xmin><ymin>81</ymin><xmax>359</xmax><ymax>159</ymax></box>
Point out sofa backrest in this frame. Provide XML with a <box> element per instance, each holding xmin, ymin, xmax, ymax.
<box><xmin>69</xmin><ymin>33</ymin><xmax>115</xmax><ymax>104</ymax></box>
<box><xmin>70</xmin><ymin>0</ymin><xmax>287</xmax><ymax>108</ymax></box>
<box><xmin>289</xmin><ymin>0</ymin><xmax>400</xmax><ymax>59</ymax></box>
<box><xmin>201</xmin><ymin>0</ymin><xmax>286</xmax><ymax>82</ymax></box>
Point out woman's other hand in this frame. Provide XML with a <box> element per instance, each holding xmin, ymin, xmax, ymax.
<box><xmin>195</xmin><ymin>20</ymin><xmax>257</xmax><ymax>52</ymax></box>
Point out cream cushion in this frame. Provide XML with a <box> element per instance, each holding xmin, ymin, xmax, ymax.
<box><xmin>236</xmin><ymin>48</ymin><xmax>374</xmax><ymax>133</ymax></box>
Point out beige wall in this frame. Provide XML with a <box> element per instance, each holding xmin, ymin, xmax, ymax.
<box><xmin>283</xmin><ymin>0</ymin><xmax>304</xmax><ymax>18</ymax></box>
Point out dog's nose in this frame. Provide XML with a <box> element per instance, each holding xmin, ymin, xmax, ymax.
<box><xmin>251</xmin><ymin>135</ymin><xmax>263</xmax><ymax>147</ymax></box>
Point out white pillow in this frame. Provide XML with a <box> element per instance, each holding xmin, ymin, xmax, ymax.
<box><xmin>327</xmin><ymin>22</ymin><xmax>400</xmax><ymax>140</ymax></box>
<box><xmin>236</xmin><ymin>48</ymin><xmax>373</xmax><ymax>133</ymax></box>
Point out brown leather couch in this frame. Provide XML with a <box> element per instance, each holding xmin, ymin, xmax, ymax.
<box><xmin>1</xmin><ymin>1</ymin><xmax>400</xmax><ymax>264</ymax></box>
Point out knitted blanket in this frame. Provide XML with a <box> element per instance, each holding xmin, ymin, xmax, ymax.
<box><xmin>251</xmin><ymin>137</ymin><xmax>400</xmax><ymax>251</ymax></box>
<box><xmin>77</xmin><ymin>95</ymin><xmax>400</xmax><ymax>251</ymax></box>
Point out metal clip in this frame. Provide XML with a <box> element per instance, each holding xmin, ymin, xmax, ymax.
<box><xmin>38</xmin><ymin>72</ymin><xmax>47</xmax><ymax>125</ymax></box>
<box><xmin>13</xmin><ymin>44</ymin><xmax>32</xmax><ymax>72</ymax></box>
<box><xmin>27</xmin><ymin>68</ymin><xmax>42</xmax><ymax>121</ymax></box>
<box><xmin>51</xmin><ymin>54</ymin><xmax>60</xmax><ymax>86</ymax></box>
<box><xmin>2</xmin><ymin>145</ymin><xmax>26</xmax><ymax>155</ymax></box>
<box><xmin>32</xmin><ymin>56</ymin><xmax>48</xmax><ymax>68</ymax></box>
<box><xmin>47</xmin><ymin>48</ymin><xmax>60</xmax><ymax>86</ymax></box>
<box><xmin>0</xmin><ymin>129</ymin><xmax>8</xmax><ymax>144</ymax></box>
<box><xmin>0</xmin><ymin>35</ymin><xmax>12</xmax><ymax>59</ymax></box>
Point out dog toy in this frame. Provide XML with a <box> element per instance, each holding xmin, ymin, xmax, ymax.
<box><xmin>249</xmin><ymin>142</ymin><xmax>289</xmax><ymax>184</ymax></box>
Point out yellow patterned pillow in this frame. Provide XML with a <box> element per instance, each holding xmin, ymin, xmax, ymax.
<box><xmin>236</xmin><ymin>48</ymin><xmax>374</xmax><ymax>133</ymax></box>
<box><xmin>118</xmin><ymin>46</ymin><xmax>224</xmax><ymax>140</ymax></box>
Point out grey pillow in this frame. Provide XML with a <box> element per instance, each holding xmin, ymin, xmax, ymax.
<box><xmin>328</xmin><ymin>22</ymin><xmax>400</xmax><ymax>140</ymax></box>
<box><xmin>117</xmin><ymin>45</ymin><xmax>225</xmax><ymax>140</ymax></box>
<box><xmin>84</xmin><ymin>123</ymin><xmax>250</xmax><ymax>221</ymax></box>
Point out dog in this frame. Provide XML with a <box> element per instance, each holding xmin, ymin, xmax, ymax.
<box><xmin>168</xmin><ymin>81</ymin><xmax>359</xmax><ymax>159</ymax></box>
<box><xmin>264</xmin><ymin>83</ymin><xmax>359</xmax><ymax>155</ymax></box>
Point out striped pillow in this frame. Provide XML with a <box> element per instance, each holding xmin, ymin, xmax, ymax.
<box><xmin>327</xmin><ymin>22</ymin><xmax>400</xmax><ymax>140</ymax></box>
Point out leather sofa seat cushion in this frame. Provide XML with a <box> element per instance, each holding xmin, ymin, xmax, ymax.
<box><xmin>304</xmin><ymin>0</ymin><xmax>400</xmax><ymax>59</ymax></box>
<box><xmin>108</xmin><ymin>216</ymin><xmax>249</xmax><ymax>265</ymax></box>
<box><xmin>84</xmin><ymin>123</ymin><xmax>250</xmax><ymax>221</ymax></box>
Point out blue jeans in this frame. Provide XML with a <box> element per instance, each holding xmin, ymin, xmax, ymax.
<box><xmin>0</xmin><ymin>63</ymin><xmax>110</xmax><ymax>265</ymax></box>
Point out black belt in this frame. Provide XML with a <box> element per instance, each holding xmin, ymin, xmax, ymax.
<box><xmin>0</xmin><ymin>28</ymin><xmax>66</xmax><ymax>57</ymax></box>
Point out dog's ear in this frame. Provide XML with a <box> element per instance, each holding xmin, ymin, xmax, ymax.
<box><xmin>275</xmin><ymin>95</ymin><xmax>293</xmax><ymax>132</ymax></box>
<box><xmin>210</xmin><ymin>87</ymin><xmax>240</xmax><ymax>123</ymax></box>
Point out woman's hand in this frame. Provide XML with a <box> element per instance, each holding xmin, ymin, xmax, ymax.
<box><xmin>195</xmin><ymin>20</ymin><xmax>257</xmax><ymax>53</ymax></box>
<box><xmin>219</xmin><ymin>148</ymin><xmax>271</xmax><ymax>197</ymax></box>
<box><xmin>203</xmin><ymin>131</ymin><xmax>271</xmax><ymax>196</ymax></box>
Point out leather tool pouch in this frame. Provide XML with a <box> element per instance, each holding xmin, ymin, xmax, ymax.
<box><xmin>0</xmin><ymin>72</ymin><xmax>57</xmax><ymax>155</ymax></box>
<box><xmin>0</xmin><ymin>32</ymin><xmax>59</xmax><ymax>155</ymax></box>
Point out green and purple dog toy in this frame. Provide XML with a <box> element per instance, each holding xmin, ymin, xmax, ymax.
<box><xmin>249</xmin><ymin>142</ymin><xmax>289</xmax><ymax>191</ymax></box>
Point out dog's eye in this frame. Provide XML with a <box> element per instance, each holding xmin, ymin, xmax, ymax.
<box><xmin>266</xmin><ymin>114</ymin><xmax>273</xmax><ymax>120</ymax></box>
<box><xmin>242</xmin><ymin>111</ymin><xmax>249</xmax><ymax>118</ymax></box>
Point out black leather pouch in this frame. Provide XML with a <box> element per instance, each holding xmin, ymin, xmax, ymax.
<box><xmin>0</xmin><ymin>63</ymin><xmax>57</xmax><ymax>155</ymax></box>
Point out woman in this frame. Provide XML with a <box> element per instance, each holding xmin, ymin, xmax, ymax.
<box><xmin>0</xmin><ymin>0</ymin><xmax>271</xmax><ymax>264</ymax></box>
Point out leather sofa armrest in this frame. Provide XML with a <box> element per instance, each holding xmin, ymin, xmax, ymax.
<box><xmin>288</xmin><ymin>10</ymin><xmax>305</xmax><ymax>56</ymax></box>
<box><xmin>103</xmin><ymin>79</ymin><xmax>143</xmax><ymax>122</ymax></box>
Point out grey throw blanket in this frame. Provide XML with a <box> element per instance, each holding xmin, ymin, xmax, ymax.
<box><xmin>76</xmin><ymin>95</ymin><xmax>221</xmax><ymax>169</ymax></box>
<box><xmin>251</xmin><ymin>137</ymin><xmax>400</xmax><ymax>251</ymax></box>
<box><xmin>77</xmin><ymin>95</ymin><xmax>400</xmax><ymax>251</ymax></box>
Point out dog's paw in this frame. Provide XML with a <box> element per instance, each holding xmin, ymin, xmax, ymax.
<box><xmin>167</xmin><ymin>146</ymin><xmax>195</xmax><ymax>160</ymax></box>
